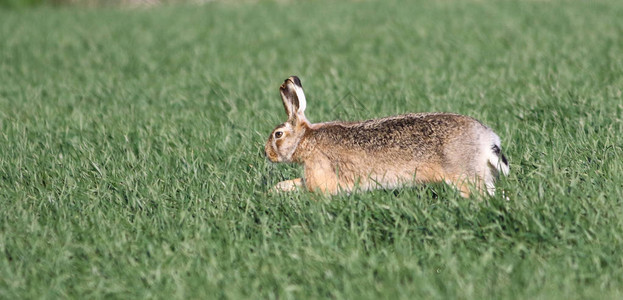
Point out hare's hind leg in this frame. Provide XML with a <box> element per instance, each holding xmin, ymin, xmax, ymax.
<box><xmin>272</xmin><ymin>178</ymin><xmax>303</xmax><ymax>192</ymax></box>
<box><xmin>444</xmin><ymin>178</ymin><xmax>472</xmax><ymax>198</ymax></box>
<box><xmin>484</xmin><ymin>171</ymin><xmax>497</xmax><ymax>196</ymax></box>
<box><xmin>444</xmin><ymin>171</ymin><xmax>493</xmax><ymax>198</ymax></box>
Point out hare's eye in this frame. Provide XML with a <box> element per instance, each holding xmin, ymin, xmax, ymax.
<box><xmin>274</xmin><ymin>131</ymin><xmax>283</xmax><ymax>138</ymax></box>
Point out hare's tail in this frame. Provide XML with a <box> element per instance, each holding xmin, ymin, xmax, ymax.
<box><xmin>488</xmin><ymin>141</ymin><xmax>509</xmax><ymax>176</ymax></box>
<box><xmin>481</xmin><ymin>132</ymin><xmax>509</xmax><ymax>196</ymax></box>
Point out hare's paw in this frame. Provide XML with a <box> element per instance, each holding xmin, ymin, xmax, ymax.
<box><xmin>272</xmin><ymin>178</ymin><xmax>303</xmax><ymax>192</ymax></box>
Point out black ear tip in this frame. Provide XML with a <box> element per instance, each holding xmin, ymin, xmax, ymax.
<box><xmin>288</xmin><ymin>76</ymin><xmax>302</xmax><ymax>88</ymax></box>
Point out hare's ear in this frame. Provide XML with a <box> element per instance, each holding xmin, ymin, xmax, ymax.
<box><xmin>280</xmin><ymin>76</ymin><xmax>308</xmax><ymax>123</ymax></box>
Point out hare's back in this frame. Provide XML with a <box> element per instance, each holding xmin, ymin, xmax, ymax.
<box><xmin>312</xmin><ymin>113</ymin><xmax>483</xmax><ymax>151</ymax></box>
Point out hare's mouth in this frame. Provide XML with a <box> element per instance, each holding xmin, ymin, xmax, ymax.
<box><xmin>264</xmin><ymin>145</ymin><xmax>279</xmax><ymax>162</ymax></box>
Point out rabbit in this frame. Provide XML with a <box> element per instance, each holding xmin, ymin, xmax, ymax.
<box><xmin>264</xmin><ymin>76</ymin><xmax>509</xmax><ymax>198</ymax></box>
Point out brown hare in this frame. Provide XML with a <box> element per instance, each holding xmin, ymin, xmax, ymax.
<box><xmin>265</xmin><ymin>76</ymin><xmax>509</xmax><ymax>198</ymax></box>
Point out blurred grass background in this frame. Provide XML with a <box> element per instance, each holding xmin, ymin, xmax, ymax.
<box><xmin>1</xmin><ymin>0</ymin><xmax>622</xmax><ymax>299</ymax></box>
<box><xmin>0</xmin><ymin>0</ymin><xmax>210</xmax><ymax>8</ymax></box>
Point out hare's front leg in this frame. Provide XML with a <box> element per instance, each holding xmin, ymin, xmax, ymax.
<box><xmin>272</xmin><ymin>178</ymin><xmax>303</xmax><ymax>192</ymax></box>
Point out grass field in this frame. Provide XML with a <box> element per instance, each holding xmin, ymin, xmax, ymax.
<box><xmin>1</xmin><ymin>0</ymin><xmax>623</xmax><ymax>298</ymax></box>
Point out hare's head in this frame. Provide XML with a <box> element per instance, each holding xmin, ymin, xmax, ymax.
<box><xmin>265</xmin><ymin>76</ymin><xmax>311</xmax><ymax>163</ymax></box>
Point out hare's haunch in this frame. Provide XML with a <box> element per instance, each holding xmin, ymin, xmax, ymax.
<box><xmin>265</xmin><ymin>76</ymin><xmax>509</xmax><ymax>197</ymax></box>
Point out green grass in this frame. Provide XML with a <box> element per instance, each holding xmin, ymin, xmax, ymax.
<box><xmin>1</xmin><ymin>0</ymin><xmax>623</xmax><ymax>298</ymax></box>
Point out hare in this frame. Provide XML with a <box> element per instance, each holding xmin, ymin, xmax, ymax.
<box><xmin>265</xmin><ymin>76</ymin><xmax>509</xmax><ymax>198</ymax></box>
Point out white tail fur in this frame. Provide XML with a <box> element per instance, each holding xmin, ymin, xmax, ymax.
<box><xmin>482</xmin><ymin>132</ymin><xmax>509</xmax><ymax>196</ymax></box>
<box><xmin>488</xmin><ymin>139</ymin><xmax>509</xmax><ymax>176</ymax></box>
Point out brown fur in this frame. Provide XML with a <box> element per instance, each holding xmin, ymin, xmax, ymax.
<box><xmin>289</xmin><ymin>114</ymin><xmax>483</xmax><ymax>195</ymax></box>
<box><xmin>265</xmin><ymin>76</ymin><xmax>509</xmax><ymax>197</ymax></box>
